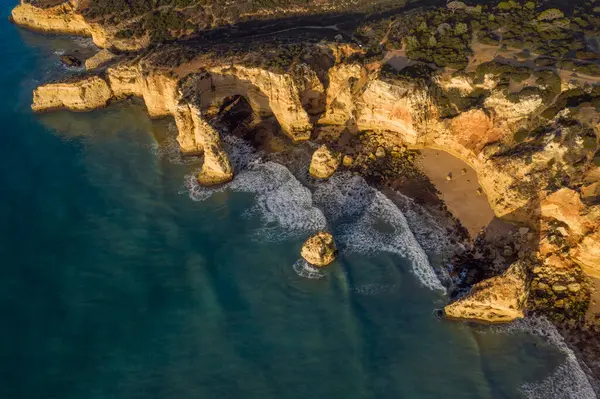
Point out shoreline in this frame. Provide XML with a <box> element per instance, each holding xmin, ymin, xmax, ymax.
<box><xmin>10</xmin><ymin>1</ymin><xmax>600</xmax><ymax>389</ymax></box>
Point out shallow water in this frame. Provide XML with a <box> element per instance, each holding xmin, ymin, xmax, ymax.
<box><xmin>0</xmin><ymin>6</ymin><xmax>596</xmax><ymax>399</ymax></box>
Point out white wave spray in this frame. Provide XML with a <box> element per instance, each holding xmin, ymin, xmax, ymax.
<box><xmin>173</xmin><ymin>134</ymin><xmax>444</xmax><ymax>290</ymax></box>
<box><xmin>312</xmin><ymin>172</ymin><xmax>445</xmax><ymax>292</ymax></box>
<box><xmin>182</xmin><ymin>136</ymin><xmax>327</xmax><ymax>241</ymax></box>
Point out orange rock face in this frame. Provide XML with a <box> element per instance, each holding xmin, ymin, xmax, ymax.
<box><xmin>541</xmin><ymin>188</ymin><xmax>599</xmax><ymax>238</ymax></box>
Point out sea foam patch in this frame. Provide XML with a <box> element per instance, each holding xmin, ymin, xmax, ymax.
<box><xmin>178</xmin><ymin>135</ymin><xmax>444</xmax><ymax>291</ymax></box>
<box><xmin>293</xmin><ymin>259</ymin><xmax>326</xmax><ymax>280</ymax></box>
<box><xmin>313</xmin><ymin>173</ymin><xmax>445</xmax><ymax>292</ymax></box>
<box><xmin>182</xmin><ymin>136</ymin><xmax>326</xmax><ymax>241</ymax></box>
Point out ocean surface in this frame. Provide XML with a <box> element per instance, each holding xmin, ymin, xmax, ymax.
<box><xmin>0</xmin><ymin>4</ymin><xmax>596</xmax><ymax>398</ymax></box>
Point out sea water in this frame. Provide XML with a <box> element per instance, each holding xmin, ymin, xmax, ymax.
<box><xmin>0</xmin><ymin>5</ymin><xmax>597</xmax><ymax>398</ymax></box>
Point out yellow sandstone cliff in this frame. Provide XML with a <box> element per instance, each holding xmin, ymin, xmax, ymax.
<box><xmin>11</xmin><ymin>1</ymin><xmax>149</xmax><ymax>51</ymax></box>
<box><xmin>32</xmin><ymin>76</ymin><xmax>113</xmax><ymax>112</ymax></box>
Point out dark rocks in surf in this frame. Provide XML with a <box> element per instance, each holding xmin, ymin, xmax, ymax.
<box><xmin>60</xmin><ymin>54</ymin><xmax>82</xmax><ymax>68</ymax></box>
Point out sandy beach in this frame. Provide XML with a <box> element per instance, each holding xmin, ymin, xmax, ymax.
<box><xmin>418</xmin><ymin>149</ymin><xmax>496</xmax><ymax>238</ymax></box>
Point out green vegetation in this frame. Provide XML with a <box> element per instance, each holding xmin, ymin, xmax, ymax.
<box><xmin>352</xmin><ymin>0</ymin><xmax>600</xmax><ymax>74</ymax></box>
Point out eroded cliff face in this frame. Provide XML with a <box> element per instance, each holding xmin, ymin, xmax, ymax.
<box><xmin>11</xmin><ymin>2</ymin><xmax>89</xmax><ymax>37</ymax></box>
<box><xmin>32</xmin><ymin>76</ymin><xmax>113</xmax><ymax>112</ymax></box>
<box><xmin>11</xmin><ymin>1</ymin><xmax>148</xmax><ymax>51</ymax></box>
<box><xmin>445</xmin><ymin>260</ymin><xmax>529</xmax><ymax>323</ymax></box>
<box><xmin>31</xmin><ymin>51</ymin><xmax>317</xmax><ymax>183</ymax></box>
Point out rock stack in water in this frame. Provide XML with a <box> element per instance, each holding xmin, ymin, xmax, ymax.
<box><xmin>301</xmin><ymin>232</ymin><xmax>337</xmax><ymax>267</ymax></box>
<box><xmin>60</xmin><ymin>54</ymin><xmax>82</xmax><ymax>68</ymax></box>
<box><xmin>309</xmin><ymin>145</ymin><xmax>341</xmax><ymax>179</ymax></box>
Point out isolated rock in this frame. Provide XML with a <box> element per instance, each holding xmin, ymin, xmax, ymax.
<box><xmin>445</xmin><ymin>260</ymin><xmax>529</xmax><ymax>323</ymax></box>
<box><xmin>309</xmin><ymin>145</ymin><xmax>341</xmax><ymax>179</ymax></box>
<box><xmin>60</xmin><ymin>54</ymin><xmax>82</xmax><ymax>68</ymax></box>
<box><xmin>342</xmin><ymin>155</ymin><xmax>354</xmax><ymax>167</ymax></box>
<box><xmin>301</xmin><ymin>232</ymin><xmax>337</xmax><ymax>267</ymax></box>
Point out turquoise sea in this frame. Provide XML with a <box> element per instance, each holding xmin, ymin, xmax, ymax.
<box><xmin>0</xmin><ymin>3</ymin><xmax>597</xmax><ymax>398</ymax></box>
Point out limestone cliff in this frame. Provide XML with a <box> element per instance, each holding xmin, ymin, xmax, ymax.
<box><xmin>85</xmin><ymin>49</ymin><xmax>117</xmax><ymax>71</ymax></box>
<box><xmin>445</xmin><ymin>261</ymin><xmax>529</xmax><ymax>323</ymax></box>
<box><xmin>11</xmin><ymin>1</ymin><xmax>149</xmax><ymax>51</ymax></box>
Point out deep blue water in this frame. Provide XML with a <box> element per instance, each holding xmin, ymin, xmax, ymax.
<box><xmin>0</xmin><ymin>3</ymin><xmax>588</xmax><ymax>398</ymax></box>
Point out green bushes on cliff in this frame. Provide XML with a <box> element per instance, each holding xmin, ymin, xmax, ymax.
<box><xmin>474</xmin><ymin>61</ymin><xmax>532</xmax><ymax>84</ymax></box>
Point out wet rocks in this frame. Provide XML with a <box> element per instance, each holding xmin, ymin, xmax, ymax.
<box><xmin>60</xmin><ymin>54</ymin><xmax>82</xmax><ymax>68</ymax></box>
<box><xmin>309</xmin><ymin>145</ymin><xmax>341</xmax><ymax>179</ymax></box>
<box><xmin>301</xmin><ymin>232</ymin><xmax>337</xmax><ymax>267</ymax></box>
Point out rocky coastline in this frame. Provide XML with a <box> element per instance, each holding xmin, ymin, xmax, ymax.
<box><xmin>10</xmin><ymin>0</ymin><xmax>600</xmax><ymax>385</ymax></box>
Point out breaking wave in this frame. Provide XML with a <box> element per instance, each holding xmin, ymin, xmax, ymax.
<box><xmin>182</xmin><ymin>136</ymin><xmax>327</xmax><ymax>241</ymax></box>
<box><xmin>494</xmin><ymin>317</ymin><xmax>598</xmax><ymax>399</ymax></box>
<box><xmin>175</xmin><ymin>134</ymin><xmax>444</xmax><ymax>290</ymax></box>
<box><xmin>312</xmin><ymin>173</ymin><xmax>445</xmax><ymax>292</ymax></box>
<box><xmin>293</xmin><ymin>259</ymin><xmax>326</xmax><ymax>280</ymax></box>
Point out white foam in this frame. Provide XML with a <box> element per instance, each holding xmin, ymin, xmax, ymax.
<box><xmin>293</xmin><ymin>259</ymin><xmax>326</xmax><ymax>280</ymax></box>
<box><xmin>182</xmin><ymin>136</ymin><xmax>326</xmax><ymax>241</ymax></box>
<box><xmin>177</xmin><ymin>135</ymin><xmax>443</xmax><ymax>291</ymax></box>
<box><xmin>312</xmin><ymin>173</ymin><xmax>445</xmax><ymax>292</ymax></box>
<box><xmin>391</xmin><ymin>191</ymin><xmax>459</xmax><ymax>257</ymax></box>
<box><xmin>232</xmin><ymin>162</ymin><xmax>328</xmax><ymax>242</ymax></box>
<box><xmin>495</xmin><ymin>317</ymin><xmax>598</xmax><ymax>399</ymax></box>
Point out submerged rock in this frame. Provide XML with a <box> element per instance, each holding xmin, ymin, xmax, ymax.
<box><xmin>301</xmin><ymin>232</ymin><xmax>337</xmax><ymax>267</ymax></box>
<box><xmin>445</xmin><ymin>260</ymin><xmax>529</xmax><ymax>323</ymax></box>
<box><xmin>309</xmin><ymin>145</ymin><xmax>341</xmax><ymax>179</ymax></box>
<box><xmin>60</xmin><ymin>54</ymin><xmax>82</xmax><ymax>68</ymax></box>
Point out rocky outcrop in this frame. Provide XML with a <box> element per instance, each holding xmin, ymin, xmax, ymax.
<box><xmin>10</xmin><ymin>1</ymin><xmax>148</xmax><ymax>51</ymax></box>
<box><xmin>60</xmin><ymin>54</ymin><xmax>82</xmax><ymax>68</ymax></box>
<box><xmin>32</xmin><ymin>76</ymin><xmax>112</xmax><ymax>112</ymax></box>
<box><xmin>85</xmin><ymin>49</ymin><xmax>117</xmax><ymax>71</ymax></box>
<box><xmin>541</xmin><ymin>188</ymin><xmax>600</xmax><ymax>238</ymax></box>
<box><xmin>190</xmin><ymin>108</ymin><xmax>233</xmax><ymax>185</ymax></box>
<box><xmin>301</xmin><ymin>232</ymin><xmax>337</xmax><ymax>267</ymax></box>
<box><xmin>21</xmin><ymin>24</ymin><xmax>600</xmax><ymax>309</ymax></box>
<box><xmin>11</xmin><ymin>2</ymin><xmax>89</xmax><ymax>37</ymax></box>
<box><xmin>309</xmin><ymin>145</ymin><xmax>341</xmax><ymax>179</ymax></box>
<box><xmin>571</xmin><ymin>231</ymin><xmax>600</xmax><ymax>278</ymax></box>
<box><xmin>445</xmin><ymin>261</ymin><xmax>529</xmax><ymax>323</ymax></box>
